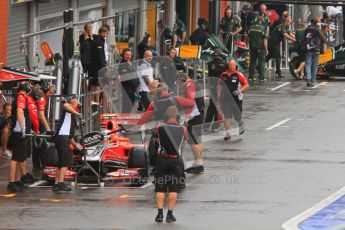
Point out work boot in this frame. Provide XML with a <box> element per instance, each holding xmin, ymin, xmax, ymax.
<box><xmin>7</xmin><ymin>182</ymin><xmax>21</xmax><ymax>192</ymax></box>
<box><xmin>15</xmin><ymin>181</ymin><xmax>25</xmax><ymax>191</ymax></box>
<box><xmin>155</xmin><ymin>212</ymin><xmax>164</xmax><ymax>223</ymax></box>
<box><xmin>185</xmin><ymin>164</ymin><xmax>204</xmax><ymax>174</ymax></box>
<box><xmin>239</xmin><ymin>124</ymin><xmax>244</xmax><ymax>135</ymax></box>
<box><xmin>224</xmin><ymin>133</ymin><xmax>231</xmax><ymax>142</ymax></box>
<box><xmin>52</xmin><ymin>183</ymin><xmax>60</xmax><ymax>192</ymax></box>
<box><xmin>166</xmin><ymin>212</ymin><xmax>177</xmax><ymax>222</ymax></box>
<box><xmin>20</xmin><ymin>173</ymin><xmax>35</xmax><ymax>185</ymax></box>
<box><xmin>58</xmin><ymin>182</ymin><xmax>72</xmax><ymax>192</ymax></box>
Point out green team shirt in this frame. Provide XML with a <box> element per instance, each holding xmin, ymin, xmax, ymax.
<box><xmin>220</xmin><ymin>15</ymin><xmax>241</xmax><ymax>33</ymax></box>
<box><xmin>175</xmin><ymin>18</ymin><xmax>186</xmax><ymax>37</ymax></box>
<box><xmin>268</xmin><ymin>23</ymin><xmax>288</xmax><ymax>44</ymax></box>
<box><xmin>295</xmin><ymin>28</ymin><xmax>305</xmax><ymax>44</ymax></box>
<box><xmin>254</xmin><ymin>13</ymin><xmax>270</xmax><ymax>30</ymax></box>
<box><xmin>162</xmin><ymin>26</ymin><xmax>175</xmax><ymax>41</ymax></box>
<box><xmin>248</xmin><ymin>24</ymin><xmax>267</xmax><ymax>49</ymax></box>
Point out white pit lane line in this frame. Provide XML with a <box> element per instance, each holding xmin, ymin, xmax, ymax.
<box><xmin>282</xmin><ymin>186</ymin><xmax>345</xmax><ymax>230</ymax></box>
<box><xmin>270</xmin><ymin>82</ymin><xmax>291</xmax><ymax>91</ymax></box>
<box><xmin>265</xmin><ymin>118</ymin><xmax>292</xmax><ymax>131</ymax></box>
<box><xmin>29</xmin><ymin>180</ymin><xmax>47</xmax><ymax>187</ymax></box>
<box><xmin>311</xmin><ymin>82</ymin><xmax>328</xmax><ymax>89</ymax></box>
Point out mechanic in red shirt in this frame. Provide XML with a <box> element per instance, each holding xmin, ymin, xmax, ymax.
<box><xmin>217</xmin><ymin>60</ymin><xmax>249</xmax><ymax>142</ymax></box>
<box><xmin>37</xmin><ymin>82</ymin><xmax>55</xmax><ymax>132</ymax></box>
<box><xmin>27</xmin><ymin>88</ymin><xmax>41</xmax><ymax>134</ymax></box>
<box><xmin>154</xmin><ymin>106</ymin><xmax>188</xmax><ymax>223</ymax></box>
<box><xmin>137</xmin><ymin>82</ymin><xmax>194</xmax><ymax>125</ymax></box>
<box><xmin>137</xmin><ymin>82</ymin><xmax>193</xmax><ymax>169</ymax></box>
<box><xmin>8</xmin><ymin>82</ymin><xmax>34</xmax><ymax>192</ymax></box>
<box><xmin>33</xmin><ymin>82</ymin><xmax>55</xmax><ymax>172</ymax></box>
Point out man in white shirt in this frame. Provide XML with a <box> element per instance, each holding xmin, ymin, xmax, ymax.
<box><xmin>137</xmin><ymin>50</ymin><xmax>154</xmax><ymax>111</ymax></box>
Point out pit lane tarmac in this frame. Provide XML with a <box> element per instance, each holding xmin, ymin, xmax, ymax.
<box><xmin>1</xmin><ymin>72</ymin><xmax>345</xmax><ymax>230</ymax></box>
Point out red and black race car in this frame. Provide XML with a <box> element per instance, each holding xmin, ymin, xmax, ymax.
<box><xmin>42</xmin><ymin>113</ymin><xmax>150</xmax><ymax>187</ymax></box>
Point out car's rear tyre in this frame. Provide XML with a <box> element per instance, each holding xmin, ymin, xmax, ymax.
<box><xmin>128</xmin><ymin>147</ymin><xmax>149</xmax><ymax>185</ymax></box>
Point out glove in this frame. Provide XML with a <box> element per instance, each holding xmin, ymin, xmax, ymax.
<box><xmin>21</xmin><ymin>129</ymin><xmax>26</xmax><ymax>138</ymax></box>
<box><xmin>134</xmin><ymin>93</ymin><xmax>141</xmax><ymax>102</ymax></box>
<box><xmin>232</xmin><ymin>90</ymin><xmax>240</xmax><ymax>96</ymax></box>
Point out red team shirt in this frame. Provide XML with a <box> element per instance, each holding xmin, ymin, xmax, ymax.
<box><xmin>27</xmin><ymin>96</ymin><xmax>39</xmax><ymax>134</ymax></box>
<box><xmin>37</xmin><ymin>96</ymin><xmax>48</xmax><ymax>111</ymax></box>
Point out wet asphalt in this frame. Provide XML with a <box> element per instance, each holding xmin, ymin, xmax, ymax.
<box><xmin>1</xmin><ymin>70</ymin><xmax>345</xmax><ymax>230</ymax></box>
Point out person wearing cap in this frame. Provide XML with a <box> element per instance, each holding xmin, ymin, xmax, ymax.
<box><xmin>248</xmin><ymin>16</ymin><xmax>268</xmax><ymax>82</ymax></box>
<box><xmin>204</xmin><ymin>48</ymin><xmax>227</xmax><ymax>132</ymax></box>
<box><xmin>154</xmin><ymin>105</ymin><xmax>188</xmax><ymax>223</ymax></box>
<box><xmin>8</xmin><ymin>82</ymin><xmax>34</xmax><ymax>192</ymax></box>
<box><xmin>52</xmin><ymin>97</ymin><xmax>83</xmax><ymax>192</ymax></box>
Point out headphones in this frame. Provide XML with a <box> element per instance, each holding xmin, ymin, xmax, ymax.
<box><xmin>18</xmin><ymin>81</ymin><xmax>31</xmax><ymax>93</ymax></box>
<box><xmin>42</xmin><ymin>81</ymin><xmax>54</xmax><ymax>93</ymax></box>
<box><xmin>166</xmin><ymin>47</ymin><xmax>175</xmax><ymax>56</ymax></box>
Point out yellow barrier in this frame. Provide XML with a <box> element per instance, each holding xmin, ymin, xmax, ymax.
<box><xmin>318</xmin><ymin>49</ymin><xmax>334</xmax><ymax>65</ymax></box>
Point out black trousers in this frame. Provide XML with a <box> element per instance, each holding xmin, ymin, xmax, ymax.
<box><xmin>138</xmin><ymin>91</ymin><xmax>150</xmax><ymax>112</ymax></box>
<box><xmin>204</xmin><ymin>98</ymin><xmax>220</xmax><ymax>129</ymax></box>
<box><xmin>266</xmin><ymin>43</ymin><xmax>281</xmax><ymax>75</ymax></box>
<box><xmin>121</xmin><ymin>87</ymin><xmax>136</xmax><ymax>113</ymax></box>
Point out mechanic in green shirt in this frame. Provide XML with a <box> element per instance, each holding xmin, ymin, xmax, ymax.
<box><xmin>253</xmin><ymin>4</ymin><xmax>270</xmax><ymax>34</ymax></box>
<box><xmin>219</xmin><ymin>7</ymin><xmax>242</xmax><ymax>53</ymax></box>
<box><xmin>248</xmin><ymin>16</ymin><xmax>268</xmax><ymax>82</ymax></box>
<box><xmin>266</xmin><ymin>18</ymin><xmax>296</xmax><ymax>78</ymax></box>
<box><xmin>158</xmin><ymin>20</ymin><xmax>178</xmax><ymax>53</ymax></box>
<box><xmin>175</xmin><ymin>16</ymin><xmax>187</xmax><ymax>44</ymax></box>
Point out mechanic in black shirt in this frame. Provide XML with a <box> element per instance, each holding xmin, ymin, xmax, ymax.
<box><xmin>52</xmin><ymin>96</ymin><xmax>83</xmax><ymax>192</ymax></box>
<box><xmin>204</xmin><ymin>48</ymin><xmax>227</xmax><ymax>132</ymax></box>
<box><xmin>154</xmin><ymin>106</ymin><xmax>188</xmax><ymax>223</ymax></box>
<box><xmin>118</xmin><ymin>48</ymin><xmax>139</xmax><ymax>113</ymax></box>
<box><xmin>158</xmin><ymin>47</ymin><xmax>180</xmax><ymax>93</ymax></box>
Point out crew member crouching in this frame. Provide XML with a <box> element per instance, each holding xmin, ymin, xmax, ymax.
<box><xmin>154</xmin><ymin>106</ymin><xmax>188</xmax><ymax>223</ymax></box>
<box><xmin>52</xmin><ymin>96</ymin><xmax>82</xmax><ymax>192</ymax></box>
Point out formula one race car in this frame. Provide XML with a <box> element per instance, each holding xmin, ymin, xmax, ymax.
<box><xmin>42</xmin><ymin>113</ymin><xmax>149</xmax><ymax>187</ymax></box>
<box><xmin>289</xmin><ymin>42</ymin><xmax>345</xmax><ymax>79</ymax></box>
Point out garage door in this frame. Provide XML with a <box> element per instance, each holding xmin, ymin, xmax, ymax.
<box><xmin>7</xmin><ymin>3</ymin><xmax>29</xmax><ymax>69</ymax></box>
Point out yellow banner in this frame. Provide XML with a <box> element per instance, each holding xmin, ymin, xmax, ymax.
<box><xmin>179</xmin><ymin>45</ymin><xmax>200</xmax><ymax>59</ymax></box>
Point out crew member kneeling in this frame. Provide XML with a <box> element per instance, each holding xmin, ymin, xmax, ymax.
<box><xmin>52</xmin><ymin>97</ymin><xmax>82</xmax><ymax>192</ymax></box>
<box><xmin>154</xmin><ymin>106</ymin><xmax>188</xmax><ymax>223</ymax></box>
